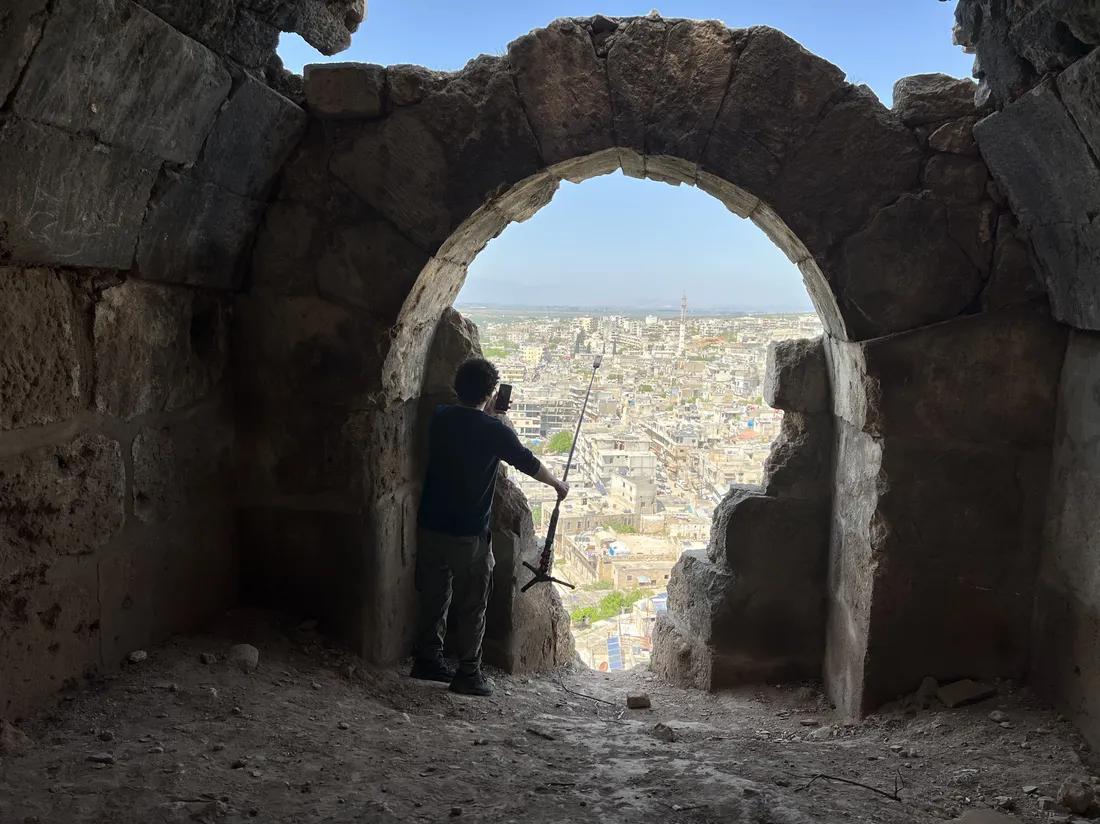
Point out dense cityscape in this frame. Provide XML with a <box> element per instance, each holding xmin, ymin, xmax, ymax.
<box><xmin>459</xmin><ymin>301</ymin><xmax>824</xmax><ymax>671</ymax></box>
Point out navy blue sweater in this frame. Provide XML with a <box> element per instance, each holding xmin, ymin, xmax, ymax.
<box><xmin>418</xmin><ymin>405</ymin><xmax>542</xmax><ymax>538</ymax></box>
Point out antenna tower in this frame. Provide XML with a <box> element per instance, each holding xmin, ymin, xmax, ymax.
<box><xmin>677</xmin><ymin>293</ymin><xmax>687</xmax><ymax>359</ymax></box>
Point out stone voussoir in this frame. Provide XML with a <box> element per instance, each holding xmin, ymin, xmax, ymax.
<box><xmin>892</xmin><ymin>73</ymin><xmax>979</xmax><ymax>127</ymax></box>
<box><xmin>14</xmin><ymin>0</ymin><xmax>232</xmax><ymax>164</ymax></box>
<box><xmin>507</xmin><ymin>18</ymin><xmax>616</xmax><ymax>166</ymax></box>
<box><xmin>304</xmin><ymin>62</ymin><xmax>386</xmax><ymax>120</ymax></box>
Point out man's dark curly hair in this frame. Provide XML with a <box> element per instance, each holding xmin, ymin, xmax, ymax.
<box><xmin>454</xmin><ymin>358</ymin><xmax>499</xmax><ymax>406</ymax></box>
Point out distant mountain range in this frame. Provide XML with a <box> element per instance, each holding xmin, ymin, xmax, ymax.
<box><xmin>455</xmin><ymin>279</ymin><xmax>813</xmax><ymax>314</ymax></box>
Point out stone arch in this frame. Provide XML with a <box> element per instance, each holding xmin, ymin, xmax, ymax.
<box><xmin>243</xmin><ymin>15</ymin><xmax>1062</xmax><ymax>714</ymax></box>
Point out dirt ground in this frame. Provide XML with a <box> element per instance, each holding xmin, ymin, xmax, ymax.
<box><xmin>1</xmin><ymin>609</ymin><xmax>1096</xmax><ymax>824</ymax></box>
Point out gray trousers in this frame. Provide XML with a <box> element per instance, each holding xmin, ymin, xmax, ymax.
<box><xmin>414</xmin><ymin>528</ymin><xmax>495</xmax><ymax>675</ymax></box>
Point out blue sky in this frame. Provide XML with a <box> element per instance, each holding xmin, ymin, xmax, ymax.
<box><xmin>279</xmin><ymin>2</ymin><xmax>972</xmax><ymax>311</ymax></box>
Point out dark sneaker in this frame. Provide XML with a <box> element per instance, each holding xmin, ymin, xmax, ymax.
<box><xmin>449</xmin><ymin>670</ymin><xmax>495</xmax><ymax>696</ymax></box>
<box><xmin>409</xmin><ymin>657</ymin><xmax>456</xmax><ymax>683</ymax></box>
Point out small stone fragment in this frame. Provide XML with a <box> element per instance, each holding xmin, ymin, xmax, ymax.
<box><xmin>799</xmin><ymin>719</ymin><xmax>820</xmax><ymax>727</ymax></box>
<box><xmin>0</xmin><ymin>721</ymin><xmax>32</xmax><ymax>755</ymax></box>
<box><xmin>936</xmin><ymin>679</ymin><xmax>996</xmax><ymax>708</ymax></box>
<box><xmin>200</xmin><ymin>652</ymin><xmax>218</xmax><ymax>665</ymax></box>
<box><xmin>890</xmin><ymin>744</ymin><xmax>904</xmax><ymax>753</ymax></box>
<box><xmin>626</xmin><ymin>694</ymin><xmax>651</xmax><ymax>709</ymax></box>
<box><xmin>311</xmin><ymin>682</ymin><xmax>321</xmax><ymax>690</ymax></box>
<box><xmin>1057</xmin><ymin>776</ymin><xmax>1097</xmax><ymax>815</ymax></box>
<box><xmin>86</xmin><ymin>752</ymin><xmax>115</xmax><ymax>764</ymax></box>
<box><xmin>231</xmin><ymin>707</ymin><xmax>243</xmax><ymax>716</ymax></box>
<box><xmin>337</xmin><ymin>722</ymin><xmax>350</xmax><ymax>730</ymax></box>
<box><xmin>917</xmin><ymin>676</ymin><xmax>939</xmax><ymax>698</ymax></box>
<box><xmin>149</xmin><ymin>744</ymin><xmax>165</xmax><ymax>754</ymax></box>
<box><xmin>231</xmin><ymin>758</ymin><xmax>247</xmax><ymax>769</ymax></box>
<box><xmin>1023</xmin><ymin>786</ymin><xmax>1039</xmax><ymax>795</ymax></box>
<box><xmin>993</xmin><ymin>796</ymin><xmax>1014</xmax><ymax>810</ymax></box>
<box><xmin>128</xmin><ymin>650</ymin><xmax>148</xmax><ymax>663</ymax></box>
<box><xmin>213</xmin><ymin>743</ymin><xmax>225</xmax><ymax>751</ymax></box>
<box><xmin>651</xmin><ymin>723</ymin><xmax>676</xmax><ymax>743</ymax></box>
<box><xmin>989</xmin><ymin>710</ymin><xmax>1008</xmax><ymax>723</ymax></box>
<box><xmin>98</xmin><ymin>730</ymin><xmax>114</xmax><ymax>742</ymax></box>
<box><xmin>1038</xmin><ymin>796</ymin><xmax>1071</xmax><ymax>814</ymax></box>
<box><xmin>228</xmin><ymin>644</ymin><xmax>260</xmax><ymax>673</ymax></box>
<box><xmin>250</xmin><ymin>769</ymin><xmax>262</xmax><ymax>778</ymax></box>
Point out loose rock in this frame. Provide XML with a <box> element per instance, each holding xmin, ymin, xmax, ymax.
<box><xmin>651</xmin><ymin>723</ymin><xmax>677</xmax><ymax>742</ymax></box>
<box><xmin>200</xmin><ymin>652</ymin><xmax>218</xmax><ymax>665</ymax></box>
<box><xmin>98</xmin><ymin>730</ymin><xmax>114</xmax><ymax>742</ymax></box>
<box><xmin>1057</xmin><ymin>776</ymin><xmax>1097</xmax><ymax>815</ymax></box>
<box><xmin>799</xmin><ymin>719</ymin><xmax>820</xmax><ymax>727</ymax></box>
<box><xmin>990</xmin><ymin>710</ymin><xmax>1009</xmax><ymax>723</ymax></box>
<box><xmin>338</xmin><ymin>722</ymin><xmax>350</xmax><ymax>730</ymax></box>
<box><xmin>936</xmin><ymin>679</ymin><xmax>996</xmax><ymax>708</ymax></box>
<box><xmin>228</xmin><ymin>644</ymin><xmax>260</xmax><ymax>673</ymax></box>
<box><xmin>0</xmin><ymin>721</ymin><xmax>32</xmax><ymax>755</ymax></box>
<box><xmin>86</xmin><ymin>752</ymin><xmax>114</xmax><ymax>764</ymax></box>
<box><xmin>128</xmin><ymin>650</ymin><xmax>148</xmax><ymax>663</ymax></box>
<box><xmin>626</xmin><ymin>694</ymin><xmax>651</xmax><ymax>709</ymax></box>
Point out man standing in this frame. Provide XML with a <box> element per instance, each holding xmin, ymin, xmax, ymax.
<box><xmin>413</xmin><ymin>357</ymin><xmax>569</xmax><ymax>696</ymax></box>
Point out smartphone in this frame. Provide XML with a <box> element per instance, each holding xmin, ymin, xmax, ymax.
<box><xmin>495</xmin><ymin>383</ymin><xmax>513</xmax><ymax>413</ymax></box>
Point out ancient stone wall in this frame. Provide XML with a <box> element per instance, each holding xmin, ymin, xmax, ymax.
<box><xmin>0</xmin><ymin>0</ymin><xmax>308</xmax><ymax>718</ymax></box>
<box><xmin>948</xmin><ymin>0</ymin><xmax>1100</xmax><ymax>745</ymax></box>
<box><xmin>654</xmin><ymin>338</ymin><xmax>834</xmax><ymax>689</ymax></box>
<box><xmin>243</xmin><ymin>14</ymin><xmax>1067</xmax><ymax>717</ymax></box>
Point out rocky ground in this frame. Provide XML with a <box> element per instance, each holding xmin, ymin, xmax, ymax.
<box><xmin>1</xmin><ymin>609</ymin><xmax>1097</xmax><ymax>824</ymax></box>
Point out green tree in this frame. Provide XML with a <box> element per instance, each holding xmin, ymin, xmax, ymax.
<box><xmin>548</xmin><ymin>431</ymin><xmax>573</xmax><ymax>453</ymax></box>
<box><xmin>638</xmin><ymin>384</ymin><xmax>654</xmax><ymax>392</ymax></box>
<box><xmin>606</xmin><ymin>520</ymin><xmax>638</xmax><ymax>534</ymax></box>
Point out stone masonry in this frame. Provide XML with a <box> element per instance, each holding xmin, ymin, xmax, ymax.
<box><xmin>1</xmin><ymin>0</ymin><xmax>1095</xmax><ymax>740</ymax></box>
<box><xmin>944</xmin><ymin>0</ymin><xmax>1100</xmax><ymax>746</ymax></box>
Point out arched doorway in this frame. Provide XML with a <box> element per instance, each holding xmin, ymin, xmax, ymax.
<box><xmin>239</xmin><ymin>16</ymin><xmax>1064</xmax><ymax>716</ymax></box>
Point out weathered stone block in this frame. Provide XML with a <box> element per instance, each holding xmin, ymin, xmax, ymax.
<box><xmin>233</xmin><ymin>292</ymin><xmax>384</xmax><ymax>406</ymax></box>
<box><xmin>651</xmin><ymin>613</ymin><xmax>713</xmax><ymax>690</ymax></box>
<box><xmin>975</xmin><ymin>82</ymin><xmax>1100</xmax><ymax>226</ymax></box>
<box><xmin>422</xmin><ymin>308</ymin><xmax>482</xmax><ymax>397</ymax></box>
<box><xmin>763</xmin><ymin>337</ymin><xmax>827</xmax><ymax>413</ymax></box>
<box><xmin>945</xmin><ymin>199</ymin><xmax>996</xmax><ymax>276</ymax></box>
<box><xmin>1011</xmin><ymin>2</ymin><xmax>1094</xmax><ymax>74</ymax></box>
<box><xmin>264</xmin><ymin>0</ymin><xmax>365</xmax><ymax>56</ymax></box>
<box><xmin>15</xmin><ymin>0</ymin><xmax>231</xmax><ymax>164</ymax></box>
<box><xmin>862</xmin><ymin>439</ymin><xmax>1049</xmax><ymax>703</ymax></box>
<box><xmin>192</xmin><ymin>76</ymin><xmax>307</xmax><ymax>198</ymax></box>
<box><xmin>826</xmin><ymin>193</ymin><xmax>983</xmax><ymax>339</ymax></box>
<box><xmin>331</xmin><ymin>55</ymin><xmax>543</xmax><ymax>251</ymax></box>
<box><xmin>235</xmin><ymin>402</ymin><xmax>374</xmax><ymax>501</ymax></box>
<box><xmin>1030</xmin><ymin>220</ymin><xmax>1100</xmax><ymax>330</ymax></box>
<box><xmin>0</xmin><ymin>559</ymin><xmax>101</xmax><ymax>719</ymax></box>
<box><xmin>0</xmin><ymin>0</ymin><xmax>49</xmax><ymax>106</ymax></box>
<box><xmin>982</xmin><ymin>214</ymin><xmax>1045</xmax><ymax>310</ymax></box>
<box><xmin>828</xmin><ymin>309</ymin><xmax>1067</xmax><ymax>447</ymax></box>
<box><xmin>647</xmin><ymin>20</ymin><xmax>741</xmax><ymax>163</ymax></box>
<box><xmin>508</xmin><ymin>19</ymin><xmax>615</xmax><ymax>166</ymax></box>
<box><xmin>94</xmin><ymin>281</ymin><xmax>228</xmax><ymax>420</ymax></box>
<box><xmin>132</xmin><ymin>415</ymin><xmax>232</xmax><ymax>524</ymax></box>
<box><xmin>666</xmin><ymin>487</ymin><xmax>830</xmax><ymax>683</ymax></box>
<box><xmin>605</xmin><ymin>17</ymin><xmax>668</xmax><ymax>153</ymax></box>
<box><xmin>0</xmin><ymin>119</ymin><xmax>158</xmax><ymax>268</ymax></box>
<box><xmin>702</xmin><ymin>26</ymin><xmax>846</xmax><ymax>199</ymax></box>
<box><xmin>765</xmin><ymin>87</ymin><xmax>923</xmax><ymax>260</ymax></box>
<box><xmin>928</xmin><ymin>117</ymin><xmax>979</xmax><ymax>155</ymax></box>
<box><xmin>762</xmin><ymin>412</ymin><xmax>834</xmax><ymax>500</ymax></box>
<box><xmin>0</xmin><ymin>434</ymin><xmax>125</xmax><ymax>579</ymax></box>
<box><xmin>923</xmin><ymin>155</ymin><xmax>989</xmax><ymax>204</ymax></box>
<box><xmin>0</xmin><ymin>269</ymin><xmax>87</xmax><ymax>430</ymax></box>
<box><xmin>1059</xmin><ymin>47</ymin><xmax>1100</xmax><ymax>161</ymax></box>
<box><xmin>822</xmin><ymin>421</ymin><xmax>879</xmax><ymax>716</ymax></box>
<box><xmin>136</xmin><ymin>171</ymin><xmax>266</xmax><ymax>291</ymax></box>
<box><xmin>892</xmin><ymin>73</ymin><xmax>978</xmax><ymax>126</ymax></box>
<box><xmin>304</xmin><ymin>62</ymin><xmax>385</xmax><ymax>119</ymax></box>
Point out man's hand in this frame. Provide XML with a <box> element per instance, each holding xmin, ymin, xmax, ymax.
<box><xmin>554</xmin><ymin>481</ymin><xmax>570</xmax><ymax>501</ymax></box>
